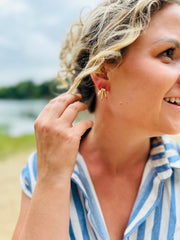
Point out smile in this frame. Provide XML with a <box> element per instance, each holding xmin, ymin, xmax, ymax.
<box><xmin>164</xmin><ymin>97</ymin><xmax>180</xmax><ymax>106</ymax></box>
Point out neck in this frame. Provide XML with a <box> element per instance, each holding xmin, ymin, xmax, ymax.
<box><xmin>80</xmin><ymin>110</ymin><xmax>151</xmax><ymax>175</ymax></box>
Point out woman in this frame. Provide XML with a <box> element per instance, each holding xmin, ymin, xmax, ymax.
<box><xmin>13</xmin><ymin>0</ymin><xmax>180</xmax><ymax>239</ymax></box>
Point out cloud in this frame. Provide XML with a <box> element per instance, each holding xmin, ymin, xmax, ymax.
<box><xmin>23</xmin><ymin>32</ymin><xmax>60</xmax><ymax>63</ymax></box>
<box><xmin>67</xmin><ymin>0</ymin><xmax>102</xmax><ymax>8</ymax></box>
<box><xmin>0</xmin><ymin>65</ymin><xmax>58</xmax><ymax>86</ymax></box>
<box><xmin>0</xmin><ymin>0</ymin><xmax>31</xmax><ymax>17</ymax></box>
<box><xmin>0</xmin><ymin>36</ymin><xmax>15</xmax><ymax>49</ymax></box>
<box><xmin>0</xmin><ymin>0</ymin><xmax>104</xmax><ymax>87</ymax></box>
<box><xmin>40</xmin><ymin>15</ymin><xmax>61</xmax><ymax>27</ymax></box>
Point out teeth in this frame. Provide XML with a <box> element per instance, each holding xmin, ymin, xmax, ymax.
<box><xmin>164</xmin><ymin>97</ymin><xmax>180</xmax><ymax>105</ymax></box>
<box><xmin>175</xmin><ymin>98</ymin><xmax>180</xmax><ymax>103</ymax></box>
<box><xmin>170</xmin><ymin>97</ymin><xmax>175</xmax><ymax>103</ymax></box>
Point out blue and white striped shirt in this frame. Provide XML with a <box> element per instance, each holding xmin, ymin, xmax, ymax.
<box><xmin>21</xmin><ymin>136</ymin><xmax>180</xmax><ymax>240</ymax></box>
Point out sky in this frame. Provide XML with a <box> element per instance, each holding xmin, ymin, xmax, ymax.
<box><xmin>0</xmin><ymin>0</ymin><xmax>102</xmax><ymax>87</ymax></box>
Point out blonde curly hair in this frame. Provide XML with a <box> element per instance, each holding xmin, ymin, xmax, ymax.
<box><xmin>59</xmin><ymin>0</ymin><xmax>180</xmax><ymax>112</ymax></box>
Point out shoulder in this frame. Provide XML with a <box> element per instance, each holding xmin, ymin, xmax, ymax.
<box><xmin>150</xmin><ymin>136</ymin><xmax>180</xmax><ymax>175</ymax></box>
<box><xmin>161</xmin><ymin>135</ymin><xmax>180</xmax><ymax>154</ymax></box>
<box><xmin>20</xmin><ymin>152</ymin><xmax>90</xmax><ymax>199</ymax></box>
<box><xmin>161</xmin><ymin>135</ymin><xmax>180</xmax><ymax>172</ymax></box>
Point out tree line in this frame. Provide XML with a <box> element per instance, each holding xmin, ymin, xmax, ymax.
<box><xmin>0</xmin><ymin>79</ymin><xmax>69</xmax><ymax>99</ymax></box>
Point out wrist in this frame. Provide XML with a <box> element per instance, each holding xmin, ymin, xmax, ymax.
<box><xmin>36</xmin><ymin>174</ymin><xmax>72</xmax><ymax>193</ymax></box>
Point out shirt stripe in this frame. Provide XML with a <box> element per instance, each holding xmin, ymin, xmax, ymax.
<box><xmin>151</xmin><ymin>184</ymin><xmax>164</xmax><ymax>239</ymax></box>
<box><xmin>167</xmin><ymin>172</ymin><xmax>176</xmax><ymax>240</ymax></box>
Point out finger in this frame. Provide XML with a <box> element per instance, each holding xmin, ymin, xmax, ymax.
<box><xmin>59</xmin><ymin>101</ymin><xmax>88</xmax><ymax>126</ymax></box>
<box><xmin>49</xmin><ymin>92</ymin><xmax>81</xmax><ymax>105</ymax></box>
<box><xmin>38</xmin><ymin>93</ymin><xmax>82</xmax><ymax>120</ymax></box>
<box><xmin>72</xmin><ymin>120</ymin><xmax>94</xmax><ymax>138</ymax></box>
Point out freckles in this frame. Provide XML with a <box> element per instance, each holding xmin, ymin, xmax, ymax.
<box><xmin>118</xmin><ymin>101</ymin><xmax>123</xmax><ymax>106</ymax></box>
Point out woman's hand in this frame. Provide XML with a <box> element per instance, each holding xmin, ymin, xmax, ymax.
<box><xmin>13</xmin><ymin>94</ymin><xmax>92</xmax><ymax>240</ymax></box>
<box><xmin>34</xmin><ymin>93</ymin><xmax>93</xmax><ymax>185</ymax></box>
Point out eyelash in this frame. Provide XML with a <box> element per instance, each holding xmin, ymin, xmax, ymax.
<box><xmin>160</xmin><ymin>47</ymin><xmax>175</xmax><ymax>59</ymax></box>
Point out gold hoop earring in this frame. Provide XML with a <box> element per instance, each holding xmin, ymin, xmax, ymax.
<box><xmin>98</xmin><ymin>88</ymin><xmax>107</xmax><ymax>100</ymax></box>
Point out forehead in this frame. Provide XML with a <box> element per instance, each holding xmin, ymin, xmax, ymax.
<box><xmin>134</xmin><ymin>4</ymin><xmax>180</xmax><ymax>46</ymax></box>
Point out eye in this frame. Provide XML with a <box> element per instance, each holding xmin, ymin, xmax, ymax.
<box><xmin>160</xmin><ymin>48</ymin><xmax>175</xmax><ymax>60</ymax></box>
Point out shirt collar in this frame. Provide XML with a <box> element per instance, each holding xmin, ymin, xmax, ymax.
<box><xmin>71</xmin><ymin>153</ymin><xmax>110</xmax><ymax>240</ymax></box>
<box><xmin>124</xmin><ymin>136</ymin><xmax>180</xmax><ymax>238</ymax></box>
<box><xmin>150</xmin><ymin>136</ymin><xmax>180</xmax><ymax>182</ymax></box>
<box><xmin>71</xmin><ymin>136</ymin><xmax>180</xmax><ymax>239</ymax></box>
<box><xmin>72</xmin><ymin>136</ymin><xmax>180</xmax><ymax>193</ymax></box>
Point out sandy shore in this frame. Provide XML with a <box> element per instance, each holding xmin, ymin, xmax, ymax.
<box><xmin>0</xmin><ymin>150</ymin><xmax>33</xmax><ymax>240</ymax></box>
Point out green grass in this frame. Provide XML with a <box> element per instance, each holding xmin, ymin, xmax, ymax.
<box><xmin>0</xmin><ymin>134</ymin><xmax>36</xmax><ymax>160</ymax></box>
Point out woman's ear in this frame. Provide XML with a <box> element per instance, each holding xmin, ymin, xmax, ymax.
<box><xmin>91</xmin><ymin>65</ymin><xmax>110</xmax><ymax>91</ymax></box>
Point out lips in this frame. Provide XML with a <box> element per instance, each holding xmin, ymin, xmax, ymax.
<box><xmin>164</xmin><ymin>97</ymin><xmax>180</xmax><ymax>106</ymax></box>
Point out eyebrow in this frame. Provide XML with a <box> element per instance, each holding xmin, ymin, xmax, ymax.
<box><xmin>153</xmin><ymin>38</ymin><xmax>180</xmax><ymax>48</ymax></box>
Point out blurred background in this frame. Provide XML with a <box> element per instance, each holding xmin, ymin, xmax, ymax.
<box><xmin>0</xmin><ymin>0</ymin><xmax>100</xmax><ymax>239</ymax></box>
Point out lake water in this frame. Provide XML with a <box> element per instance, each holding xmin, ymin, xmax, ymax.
<box><xmin>0</xmin><ymin>99</ymin><xmax>93</xmax><ymax>136</ymax></box>
<box><xmin>0</xmin><ymin>99</ymin><xmax>49</xmax><ymax>136</ymax></box>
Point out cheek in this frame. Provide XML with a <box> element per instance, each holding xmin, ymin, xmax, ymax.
<box><xmin>114</xmin><ymin>61</ymin><xmax>159</xmax><ymax>100</ymax></box>
<box><xmin>123</xmin><ymin>58</ymin><xmax>177</xmax><ymax>95</ymax></box>
<box><xmin>110</xmin><ymin>56</ymin><xmax>178</xmax><ymax>109</ymax></box>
